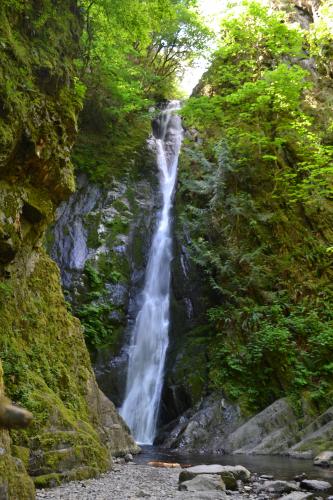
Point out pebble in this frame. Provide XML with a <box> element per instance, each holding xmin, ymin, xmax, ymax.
<box><xmin>36</xmin><ymin>464</ymin><xmax>181</xmax><ymax>500</ymax></box>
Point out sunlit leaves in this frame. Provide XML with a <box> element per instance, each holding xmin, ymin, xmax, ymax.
<box><xmin>78</xmin><ymin>0</ymin><xmax>209</xmax><ymax>120</ymax></box>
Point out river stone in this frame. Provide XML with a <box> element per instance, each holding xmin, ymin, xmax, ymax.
<box><xmin>176</xmin><ymin>492</ymin><xmax>227</xmax><ymax>500</ymax></box>
<box><xmin>179</xmin><ymin>464</ymin><xmax>225</xmax><ymax>481</ymax></box>
<box><xmin>278</xmin><ymin>493</ymin><xmax>314</xmax><ymax>500</ymax></box>
<box><xmin>222</xmin><ymin>465</ymin><xmax>251</xmax><ymax>482</ymax></box>
<box><xmin>179</xmin><ymin>474</ymin><xmax>226</xmax><ymax>492</ymax></box>
<box><xmin>300</xmin><ymin>479</ymin><xmax>332</xmax><ymax>491</ymax></box>
<box><xmin>124</xmin><ymin>453</ymin><xmax>133</xmax><ymax>462</ymax></box>
<box><xmin>179</xmin><ymin>464</ymin><xmax>250</xmax><ymax>490</ymax></box>
<box><xmin>259</xmin><ymin>480</ymin><xmax>300</xmax><ymax>494</ymax></box>
<box><xmin>314</xmin><ymin>450</ymin><xmax>333</xmax><ymax>467</ymax></box>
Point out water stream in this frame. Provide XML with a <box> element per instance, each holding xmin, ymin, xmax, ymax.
<box><xmin>120</xmin><ymin>101</ymin><xmax>183</xmax><ymax>444</ymax></box>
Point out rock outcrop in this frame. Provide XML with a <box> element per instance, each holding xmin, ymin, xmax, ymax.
<box><xmin>0</xmin><ymin>365</ymin><xmax>35</xmax><ymax>499</ymax></box>
<box><xmin>49</xmin><ymin>128</ymin><xmax>208</xmax><ymax>427</ymax></box>
<box><xmin>0</xmin><ymin>0</ymin><xmax>137</xmax><ymax>493</ymax></box>
<box><xmin>160</xmin><ymin>394</ymin><xmax>333</xmax><ymax>459</ymax></box>
<box><xmin>288</xmin><ymin>406</ymin><xmax>333</xmax><ymax>458</ymax></box>
<box><xmin>157</xmin><ymin>393</ymin><xmax>242</xmax><ymax>453</ymax></box>
<box><xmin>224</xmin><ymin>399</ymin><xmax>299</xmax><ymax>455</ymax></box>
<box><xmin>314</xmin><ymin>450</ymin><xmax>333</xmax><ymax>467</ymax></box>
<box><xmin>50</xmin><ymin>161</ymin><xmax>158</xmax><ymax>409</ymax></box>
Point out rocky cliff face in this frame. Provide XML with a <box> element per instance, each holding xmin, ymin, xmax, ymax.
<box><xmin>158</xmin><ymin>392</ymin><xmax>333</xmax><ymax>459</ymax></box>
<box><xmin>50</xmin><ymin>160</ymin><xmax>158</xmax><ymax>408</ymax></box>
<box><xmin>0</xmin><ymin>1</ymin><xmax>137</xmax><ymax>495</ymax></box>
<box><xmin>49</xmin><ymin>115</ymin><xmax>209</xmax><ymax>432</ymax></box>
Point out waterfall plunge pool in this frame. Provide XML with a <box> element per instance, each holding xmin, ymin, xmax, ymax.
<box><xmin>134</xmin><ymin>445</ymin><xmax>333</xmax><ymax>496</ymax></box>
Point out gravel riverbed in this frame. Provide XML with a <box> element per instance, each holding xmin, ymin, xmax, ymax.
<box><xmin>35</xmin><ymin>463</ymin><xmax>245</xmax><ymax>500</ymax></box>
<box><xmin>36</xmin><ymin>464</ymin><xmax>189</xmax><ymax>500</ymax></box>
<box><xmin>36</xmin><ymin>462</ymin><xmax>333</xmax><ymax>500</ymax></box>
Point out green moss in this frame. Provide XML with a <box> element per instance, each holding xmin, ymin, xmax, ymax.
<box><xmin>0</xmin><ymin>452</ymin><xmax>35</xmax><ymax>498</ymax></box>
<box><xmin>11</xmin><ymin>445</ymin><xmax>30</xmax><ymax>469</ymax></box>
<box><xmin>0</xmin><ymin>252</ymin><xmax>111</xmax><ymax>481</ymax></box>
<box><xmin>296</xmin><ymin>439</ymin><xmax>333</xmax><ymax>454</ymax></box>
<box><xmin>34</xmin><ymin>473</ymin><xmax>61</xmax><ymax>489</ymax></box>
<box><xmin>0</xmin><ymin>2</ymin><xmax>82</xmax><ymax>201</ymax></box>
<box><xmin>0</xmin><ymin>364</ymin><xmax>35</xmax><ymax>499</ymax></box>
<box><xmin>73</xmin><ymin>114</ymin><xmax>151</xmax><ymax>184</ymax></box>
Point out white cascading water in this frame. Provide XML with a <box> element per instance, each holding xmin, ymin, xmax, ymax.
<box><xmin>120</xmin><ymin>101</ymin><xmax>183</xmax><ymax>444</ymax></box>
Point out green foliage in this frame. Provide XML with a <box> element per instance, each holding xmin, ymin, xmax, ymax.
<box><xmin>77</xmin><ymin>302</ymin><xmax>113</xmax><ymax>348</ymax></box>
<box><xmin>72</xmin><ymin>0</ymin><xmax>209</xmax><ymax>182</ymax></box>
<box><xmin>79</xmin><ymin>0</ymin><xmax>209</xmax><ymax>106</ymax></box>
<box><xmin>208</xmin><ymin>302</ymin><xmax>333</xmax><ymax>411</ymax></box>
<box><xmin>74</xmin><ymin>260</ymin><xmax>125</xmax><ymax>351</ymax></box>
<box><xmin>177</xmin><ymin>1</ymin><xmax>333</xmax><ymax>414</ymax></box>
<box><xmin>308</xmin><ymin>0</ymin><xmax>333</xmax><ymax>76</ymax></box>
<box><xmin>182</xmin><ymin>1</ymin><xmax>333</xmax><ymax>203</ymax></box>
<box><xmin>74</xmin><ymin>0</ymin><xmax>208</xmax><ymax>182</ymax></box>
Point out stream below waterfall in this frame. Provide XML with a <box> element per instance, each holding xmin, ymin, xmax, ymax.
<box><xmin>135</xmin><ymin>446</ymin><xmax>333</xmax><ymax>481</ymax></box>
<box><xmin>135</xmin><ymin>446</ymin><xmax>333</xmax><ymax>496</ymax></box>
<box><xmin>36</xmin><ymin>449</ymin><xmax>333</xmax><ymax>499</ymax></box>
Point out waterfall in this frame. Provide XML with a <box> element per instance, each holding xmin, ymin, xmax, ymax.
<box><xmin>120</xmin><ymin>101</ymin><xmax>183</xmax><ymax>444</ymax></box>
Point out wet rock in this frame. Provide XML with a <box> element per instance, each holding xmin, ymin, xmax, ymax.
<box><xmin>124</xmin><ymin>453</ymin><xmax>133</xmax><ymax>462</ymax></box>
<box><xmin>278</xmin><ymin>493</ymin><xmax>314</xmax><ymax>500</ymax></box>
<box><xmin>86</xmin><ymin>384</ymin><xmax>140</xmax><ymax>457</ymax></box>
<box><xmin>178</xmin><ymin>473</ymin><xmax>226</xmax><ymax>492</ymax></box>
<box><xmin>300</xmin><ymin>479</ymin><xmax>332</xmax><ymax>491</ymax></box>
<box><xmin>294</xmin><ymin>473</ymin><xmax>307</xmax><ymax>482</ymax></box>
<box><xmin>258</xmin><ymin>480</ymin><xmax>300</xmax><ymax>494</ymax></box>
<box><xmin>159</xmin><ymin>391</ymin><xmax>241</xmax><ymax>453</ymax></box>
<box><xmin>313</xmin><ymin>451</ymin><xmax>333</xmax><ymax>468</ymax></box>
<box><xmin>164</xmin><ymin>395</ymin><xmax>333</xmax><ymax>459</ymax></box>
<box><xmin>226</xmin><ymin>399</ymin><xmax>299</xmax><ymax>455</ymax></box>
<box><xmin>179</xmin><ymin>464</ymin><xmax>250</xmax><ymax>490</ymax></box>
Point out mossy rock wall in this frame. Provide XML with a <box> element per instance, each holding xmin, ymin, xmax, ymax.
<box><xmin>0</xmin><ymin>0</ymin><xmax>138</xmax><ymax>494</ymax></box>
<box><xmin>0</xmin><ymin>363</ymin><xmax>35</xmax><ymax>499</ymax></box>
<box><xmin>0</xmin><ymin>252</ymin><xmax>110</xmax><ymax>482</ymax></box>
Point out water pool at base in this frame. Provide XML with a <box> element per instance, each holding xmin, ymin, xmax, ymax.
<box><xmin>135</xmin><ymin>445</ymin><xmax>333</xmax><ymax>496</ymax></box>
